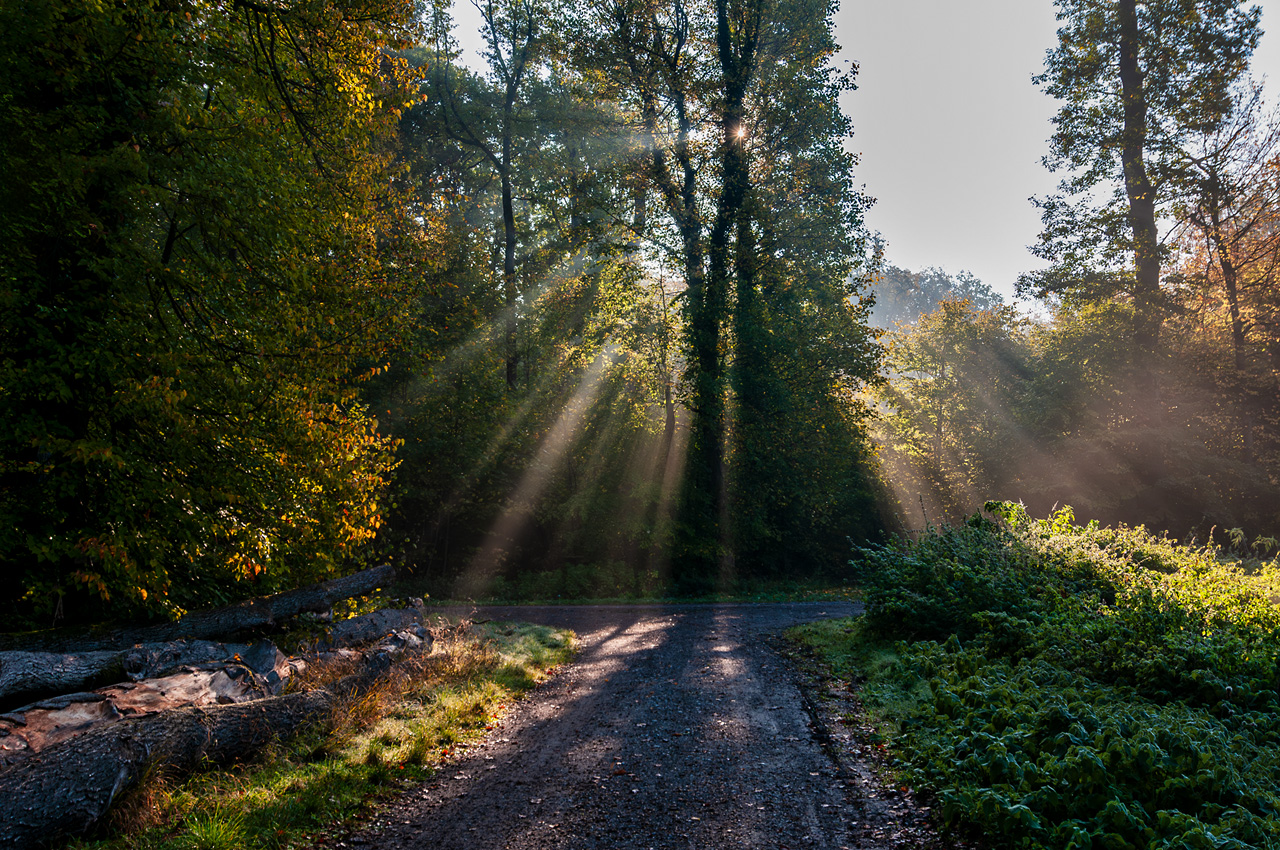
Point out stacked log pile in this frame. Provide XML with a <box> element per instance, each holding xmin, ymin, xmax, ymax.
<box><xmin>0</xmin><ymin>566</ymin><xmax>435</xmax><ymax>849</ymax></box>
<box><xmin>0</xmin><ymin>563</ymin><xmax>398</xmax><ymax>701</ymax></box>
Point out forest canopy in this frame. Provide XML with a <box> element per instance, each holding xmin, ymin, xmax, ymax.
<box><xmin>0</xmin><ymin>0</ymin><xmax>428</xmax><ymax>626</ymax></box>
<box><xmin>2</xmin><ymin>0</ymin><xmax>1278</xmax><ymax>627</ymax></box>
<box><xmin>1</xmin><ymin>0</ymin><xmax>887</xmax><ymax>626</ymax></box>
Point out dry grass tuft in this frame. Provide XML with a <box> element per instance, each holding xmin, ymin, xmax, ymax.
<box><xmin>287</xmin><ymin>651</ymin><xmax>363</xmax><ymax>691</ymax></box>
<box><xmin>327</xmin><ymin>622</ymin><xmax>494</xmax><ymax>739</ymax></box>
<box><xmin>103</xmin><ymin>766</ymin><xmax>175</xmax><ymax>836</ymax></box>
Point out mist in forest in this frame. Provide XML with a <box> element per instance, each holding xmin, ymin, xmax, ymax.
<box><xmin>872</xmin><ymin>256</ymin><xmax>1280</xmax><ymax>539</ymax></box>
<box><xmin>3</xmin><ymin>0</ymin><xmax>1279</xmax><ymax>626</ymax></box>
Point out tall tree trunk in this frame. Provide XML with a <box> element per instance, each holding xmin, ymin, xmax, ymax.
<box><xmin>676</xmin><ymin>0</ymin><xmax>761</xmax><ymax>588</ymax></box>
<box><xmin>1206</xmin><ymin>204</ymin><xmax>1255</xmax><ymax>461</ymax></box>
<box><xmin>1117</xmin><ymin>0</ymin><xmax>1162</xmax><ymax>357</ymax></box>
<box><xmin>729</xmin><ymin>206</ymin><xmax>762</xmax><ymax>580</ymax></box>
<box><xmin>501</xmin><ymin>118</ymin><xmax>518</xmax><ymax>391</ymax></box>
<box><xmin>631</xmin><ymin>182</ymin><xmax>647</xmax><ymax>251</ymax></box>
<box><xmin>658</xmin><ymin>69</ymin><xmax>714</xmax><ymax>588</ymax></box>
<box><xmin>1116</xmin><ymin>0</ymin><xmax>1167</xmax><ymax>486</ymax></box>
<box><xmin>935</xmin><ymin>400</ymin><xmax>944</xmax><ymax>473</ymax></box>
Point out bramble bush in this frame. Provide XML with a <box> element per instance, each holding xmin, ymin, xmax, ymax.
<box><xmin>841</xmin><ymin>502</ymin><xmax>1280</xmax><ymax>849</ymax></box>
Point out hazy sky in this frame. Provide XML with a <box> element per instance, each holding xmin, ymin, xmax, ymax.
<box><xmin>449</xmin><ymin>0</ymin><xmax>1280</xmax><ymax>299</ymax></box>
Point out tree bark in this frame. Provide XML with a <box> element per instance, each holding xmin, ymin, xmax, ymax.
<box><xmin>1</xmin><ymin>612</ymin><xmax>428</xmax><ymax>769</ymax></box>
<box><xmin>1206</xmin><ymin>204</ymin><xmax>1255</xmax><ymax>461</ymax></box>
<box><xmin>502</xmin><ymin>149</ymin><xmax>519</xmax><ymax>390</ymax></box>
<box><xmin>0</xmin><ymin>651</ymin><xmax>124</xmax><ymax>706</ymax></box>
<box><xmin>1116</xmin><ymin>0</ymin><xmax>1168</xmax><ymax>485</ymax></box>
<box><xmin>322</xmin><ymin>606</ymin><xmax>423</xmax><ymax>649</ymax></box>
<box><xmin>2</xmin><ymin>593</ymin><xmax>421</xmax><ymax>711</ymax></box>
<box><xmin>0</xmin><ymin>656</ymin><xmax>397</xmax><ymax>850</ymax></box>
<box><xmin>494</xmin><ymin>5</ymin><xmax>535</xmax><ymax>392</ymax></box>
<box><xmin>1117</xmin><ymin>0</ymin><xmax>1162</xmax><ymax>355</ymax></box>
<box><xmin>678</xmin><ymin>0</ymin><xmax>761</xmax><ymax>586</ymax></box>
<box><xmin>0</xmin><ymin>639</ymin><xmax>291</xmax><ymax>708</ymax></box>
<box><xmin>0</xmin><ymin>564</ymin><xmax>396</xmax><ymax>655</ymax></box>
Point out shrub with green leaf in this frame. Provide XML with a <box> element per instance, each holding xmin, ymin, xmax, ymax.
<box><xmin>0</xmin><ymin>0</ymin><xmax>424</xmax><ymax>628</ymax></box>
<box><xmin>816</xmin><ymin>502</ymin><xmax>1280</xmax><ymax>849</ymax></box>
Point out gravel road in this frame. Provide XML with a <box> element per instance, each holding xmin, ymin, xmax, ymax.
<box><xmin>349</xmin><ymin>603</ymin><xmax>961</xmax><ymax>850</ymax></box>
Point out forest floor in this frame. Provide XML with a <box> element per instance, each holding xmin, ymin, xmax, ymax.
<box><xmin>345</xmin><ymin>603</ymin><xmax>972</xmax><ymax>850</ymax></box>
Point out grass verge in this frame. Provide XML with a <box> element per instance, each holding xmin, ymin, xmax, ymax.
<box><xmin>63</xmin><ymin>620</ymin><xmax>573</xmax><ymax>850</ymax></box>
<box><xmin>792</xmin><ymin>503</ymin><xmax>1280</xmax><ymax>850</ymax></box>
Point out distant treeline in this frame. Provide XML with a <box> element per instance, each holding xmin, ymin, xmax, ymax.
<box><xmin>873</xmin><ymin>255</ymin><xmax>1280</xmax><ymax>537</ymax></box>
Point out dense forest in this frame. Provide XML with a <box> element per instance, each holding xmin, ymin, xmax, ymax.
<box><xmin>2</xmin><ymin>0</ymin><xmax>1279</xmax><ymax>629</ymax></box>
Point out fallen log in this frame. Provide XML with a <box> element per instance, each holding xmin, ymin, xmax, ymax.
<box><xmin>0</xmin><ymin>619</ymin><xmax>429</xmax><ymax>768</ymax></box>
<box><xmin>321</xmin><ymin>605</ymin><xmax>424</xmax><ymax>649</ymax></box>
<box><xmin>0</xmin><ymin>563</ymin><xmax>396</xmax><ymax>654</ymax></box>
<box><xmin>0</xmin><ymin>639</ymin><xmax>283</xmax><ymax>708</ymax></box>
<box><xmin>0</xmin><ymin>647</ymin><xmax>409</xmax><ymax>850</ymax></box>
<box><xmin>121</xmin><ymin>638</ymin><xmax>287</xmax><ymax>684</ymax></box>
<box><xmin>0</xmin><ymin>663</ymin><xmax>291</xmax><ymax>768</ymax></box>
<box><xmin>0</xmin><ymin>565</ymin><xmax>397</xmax><ymax>705</ymax></box>
<box><xmin>0</xmin><ymin>650</ymin><xmax>124</xmax><ymax>706</ymax></box>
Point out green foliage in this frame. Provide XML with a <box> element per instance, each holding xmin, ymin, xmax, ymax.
<box><xmin>838</xmin><ymin>504</ymin><xmax>1280</xmax><ymax>849</ymax></box>
<box><xmin>874</xmin><ymin>298</ymin><xmax>1031</xmax><ymax>523</ymax></box>
<box><xmin>1026</xmin><ymin>0</ymin><xmax>1260</xmax><ymax>289</ymax></box>
<box><xmin>0</xmin><ymin>0</ymin><xmax>426</xmax><ymax>626</ymax></box>
<box><xmin>373</xmin><ymin>0</ymin><xmax>887</xmax><ymax>595</ymax></box>
<box><xmin>484</xmin><ymin>562</ymin><xmax>658</xmax><ymax>601</ymax></box>
<box><xmin>370</xmin><ymin>238</ymin><xmax>681</xmax><ymax>594</ymax></box>
<box><xmin>874</xmin><ymin>290</ymin><xmax>1280</xmax><ymax>536</ymax></box>
<box><xmin>851</xmin><ymin>508</ymin><xmax>1115</xmax><ymax>644</ymax></box>
<box><xmin>715</xmin><ymin>0</ymin><xmax>887</xmax><ymax>579</ymax></box>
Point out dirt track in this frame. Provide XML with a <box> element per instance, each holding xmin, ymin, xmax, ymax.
<box><xmin>347</xmin><ymin>603</ymin><xmax>959</xmax><ymax>850</ymax></box>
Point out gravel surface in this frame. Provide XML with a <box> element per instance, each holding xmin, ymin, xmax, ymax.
<box><xmin>348</xmin><ymin>603</ymin><xmax>965</xmax><ymax>850</ymax></box>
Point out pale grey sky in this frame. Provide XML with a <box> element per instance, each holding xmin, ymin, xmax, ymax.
<box><xmin>837</xmin><ymin>0</ymin><xmax>1280</xmax><ymax>298</ymax></box>
<box><xmin>448</xmin><ymin>0</ymin><xmax>1280</xmax><ymax>299</ymax></box>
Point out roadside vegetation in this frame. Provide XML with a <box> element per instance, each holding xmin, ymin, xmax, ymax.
<box><xmin>4</xmin><ymin>0</ymin><xmax>1278</xmax><ymax>845</ymax></box>
<box><xmin>791</xmin><ymin>502</ymin><xmax>1280</xmax><ymax>849</ymax></box>
<box><xmin>61</xmin><ymin>621</ymin><xmax>572</xmax><ymax>850</ymax></box>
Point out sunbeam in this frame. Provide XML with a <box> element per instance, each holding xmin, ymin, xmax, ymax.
<box><xmin>457</xmin><ymin>344</ymin><xmax>623</xmax><ymax>596</ymax></box>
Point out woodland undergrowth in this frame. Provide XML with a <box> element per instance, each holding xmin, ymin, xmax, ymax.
<box><xmin>793</xmin><ymin>502</ymin><xmax>1280</xmax><ymax>849</ymax></box>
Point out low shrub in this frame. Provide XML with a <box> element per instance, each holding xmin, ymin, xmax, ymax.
<box><xmin>800</xmin><ymin>503</ymin><xmax>1280</xmax><ymax>849</ymax></box>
